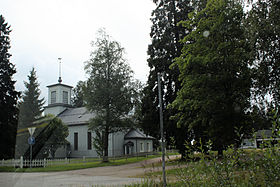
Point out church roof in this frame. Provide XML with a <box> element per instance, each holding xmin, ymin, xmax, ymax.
<box><xmin>124</xmin><ymin>129</ymin><xmax>155</xmax><ymax>140</ymax></box>
<box><xmin>58</xmin><ymin>107</ymin><xmax>95</xmax><ymax>125</ymax></box>
<box><xmin>47</xmin><ymin>83</ymin><xmax>73</xmax><ymax>88</ymax></box>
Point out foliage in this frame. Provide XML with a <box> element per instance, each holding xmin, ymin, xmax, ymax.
<box><xmin>0</xmin><ymin>15</ymin><xmax>20</xmax><ymax>159</ymax></box>
<box><xmin>128</xmin><ymin>80</ymin><xmax>144</xmax><ymax>128</ymax></box>
<box><xmin>16</xmin><ymin>67</ymin><xmax>45</xmax><ymax>158</ymax></box>
<box><xmin>173</xmin><ymin>147</ymin><xmax>280</xmax><ymax>186</ymax></box>
<box><xmin>170</xmin><ymin>0</ymin><xmax>252</xmax><ymax>155</ymax></box>
<box><xmin>137</xmin><ymin>133</ymin><xmax>280</xmax><ymax>186</ymax></box>
<box><xmin>18</xmin><ymin>67</ymin><xmax>45</xmax><ymax>129</ymax></box>
<box><xmin>23</xmin><ymin>115</ymin><xmax>69</xmax><ymax>159</ymax></box>
<box><xmin>84</xmin><ymin>29</ymin><xmax>137</xmax><ymax>161</ymax></box>
<box><xmin>71</xmin><ymin>80</ymin><xmax>85</xmax><ymax>107</ymax></box>
<box><xmin>133</xmin><ymin>111</ymin><xmax>280</xmax><ymax>186</ymax></box>
<box><xmin>248</xmin><ymin>0</ymin><xmax>280</xmax><ymax>109</ymax></box>
<box><xmin>41</xmin><ymin>116</ymin><xmax>69</xmax><ymax>158</ymax></box>
<box><xmin>141</xmin><ymin>0</ymin><xmax>196</xmax><ymax>154</ymax></box>
<box><xmin>92</xmin><ymin>130</ymin><xmax>104</xmax><ymax>157</ymax></box>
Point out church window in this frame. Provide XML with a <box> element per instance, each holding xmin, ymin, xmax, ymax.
<box><xmin>88</xmin><ymin>132</ymin><xmax>92</xmax><ymax>150</ymax></box>
<box><xmin>74</xmin><ymin>132</ymin><xmax>78</xmax><ymax>150</ymax></box>
<box><xmin>63</xmin><ymin>91</ymin><xmax>68</xmax><ymax>104</ymax></box>
<box><xmin>140</xmin><ymin>142</ymin><xmax>144</xmax><ymax>152</ymax></box>
<box><xmin>51</xmin><ymin>91</ymin><xmax>56</xmax><ymax>104</ymax></box>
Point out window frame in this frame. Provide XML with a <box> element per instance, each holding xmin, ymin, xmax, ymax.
<box><xmin>63</xmin><ymin>91</ymin><xmax>68</xmax><ymax>104</ymax></box>
<box><xmin>140</xmin><ymin>142</ymin><xmax>144</xmax><ymax>152</ymax></box>
<box><xmin>74</xmin><ymin>132</ymin><xmax>78</xmax><ymax>151</ymax></box>
<box><xmin>51</xmin><ymin>91</ymin><xmax>56</xmax><ymax>104</ymax></box>
<box><xmin>87</xmin><ymin>131</ymin><xmax>92</xmax><ymax>150</ymax></box>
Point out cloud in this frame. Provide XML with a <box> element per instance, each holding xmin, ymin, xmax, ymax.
<box><xmin>1</xmin><ymin>0</ymin><xmax>155</xmax><ymax>101</ymax></box>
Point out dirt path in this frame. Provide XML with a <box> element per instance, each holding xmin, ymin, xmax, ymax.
<box><xmin>0</xmin><ymin>155</ymin><xmax>181</xmax><ymax>187</ymax></box>
<box><xmin>65</xmin><ymin>155</ymin><xmax>181</xmax><ymax>178</ymax></box>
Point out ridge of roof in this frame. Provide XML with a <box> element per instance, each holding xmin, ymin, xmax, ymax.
<box><xmin>47</xmin><ymin>83</ymin><xmax>73</xmax><ymax>88</ymax></box>
<box><xmin>124</xmin><ymin>129</ymin><xmax>155</xmax><ymax>140</ymax></box>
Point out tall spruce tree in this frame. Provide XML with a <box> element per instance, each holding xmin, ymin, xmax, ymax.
<box><xmin>84</xmin><ymin>29</ymin><xmax>136</xmax><ymax>162</ymax></box>
<box><xmin>16</xmin><ymin>67</ymin><xmax>44</xmax><ymax>158</ymax></box>
<box><xmin>18</xmin><ymin>67</ymin><xmax>45</xmax><ymax>129</ymax></box>
<box><xmin>0</xmin><ymin>15</ymin><xmax>20</xmax><ymax>159</ymax></box>
<box><xmin>170</xmin><ymin>0</ymin><xmax>252</xmax><ymax>155</ymax></box>
<box><xmin>141</xmin><ymin>0</ymin><xmax>195</xmax><ymax>152</ymax></box>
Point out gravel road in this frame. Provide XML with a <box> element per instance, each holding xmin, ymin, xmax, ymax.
<box><xmin>0</xmin><ymin>155</ymin><xmax>180</xmax><ymax>187</ymax></box>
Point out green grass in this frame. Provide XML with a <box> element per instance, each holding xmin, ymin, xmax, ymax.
<box><xmin>0</xmin><ymin>154</ymin><xmax>161</xmax><ymax>172</ymax></box>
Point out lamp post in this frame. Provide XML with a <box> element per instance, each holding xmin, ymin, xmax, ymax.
<box><xmin>157</xmin><ymin>72</ymin><xmax>167</xmax><ymax>187</ymax></box>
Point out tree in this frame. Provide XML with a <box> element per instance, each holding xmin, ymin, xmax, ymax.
<box><xmin>16</xmin><ymin>67</ymin><xmax>44</xmax><ymax>158</ymax></box>
<box><xmin>72</xmin><ymin>80</ymin><xmax>86</xmax><ymax>107</ymax></box>
<box><xmin>170</xmin><ymin>0</ymin><xmax>252</xmax><ymax>155</ymax></box>
<box><xmin>39</xmin><ymin>116</ymin><xmax>69</xmax><ymax>158</ymax></box>
<box><xmin>84</xmin><ymin>29</ymin><xmax>136</xmax><ymax>162</ymax></box>
<box><xmin>21</xmin><ymin>115</ymin><xmax>69</xmax><ymax>159</ymax></box>
<box><xmin>0</xmin><ymin>15</ymin><xmax>20</xmax><ymax>159</ymax></box>
<box><xmin>140</xmin><ymin>0</ymin><xmax>196</xmax><ymax>153</ymax></box>
<box><xmin>92</xmin><ymin>130</ymin><xmax>104</xmax><ymax>157</ymax></box>
<box><xmin>248</xmin><ymin>0</ymin><xmax>280</xmax><ymax>109</ymax></box>
<box><xmin>18</xmin><ymin>67</ymin><xmax>45</xmax><ymax>129</ymax></box>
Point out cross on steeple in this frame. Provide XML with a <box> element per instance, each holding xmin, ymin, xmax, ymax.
<box><xmin>58</xmin><ymin>58</ymin><xmax>62</xmax><ymax>83</ymax></box>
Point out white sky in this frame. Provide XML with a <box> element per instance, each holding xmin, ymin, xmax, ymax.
<box><xmin>0</xmin><ymin>0</ymin><xmax>155</xmax><ymax>101</ymax></box>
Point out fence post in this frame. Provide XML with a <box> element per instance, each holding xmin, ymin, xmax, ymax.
<box><xmin>20</xmin><ymin>156</ymin><xmax>23</xmax><ymax>169</ymax></box>
<box><xmin>65</xmin><ymin>157</ymin><xmax>67</xmax><ymax>164</ymax></box>
<box><xmin>83</xmin><ymin>156</ymin><xmax>85</xmax><ymax>162</ymax></box>
<box><xmin>43</xmin><ymin>158</ymin><xmax>46</xmax><ymax>168</ymax></box>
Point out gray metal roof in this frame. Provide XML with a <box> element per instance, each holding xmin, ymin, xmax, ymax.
<box><xmin>124</xmin><ymin>129</ymin><xmax>155</xmax><ymax>140</ymax></box>
<box><xmin>47</xmin><ymin>83</ymin><xmax>73</xmax><ymax>88</ymax></box>
<box><xmin>58</xmin><ymin>107</ymin><xmax>95</xmax><ymax>125</ymax></box>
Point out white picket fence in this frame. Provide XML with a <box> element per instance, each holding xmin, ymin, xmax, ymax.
<box><xmin>1</xmin><ymin>157</ymin><xmax>71</xmax><ymax>168</ymax></box>
<box><xmin>0</xmin><ymin>151</ymin><xmax>172</xmax><ymax>169</ymax></box>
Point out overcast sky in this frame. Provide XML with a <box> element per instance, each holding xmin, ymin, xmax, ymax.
<box><xmin>1</xmin><ymin>0</ymin><xmax>155</xmax><ymax>102</ymax></box>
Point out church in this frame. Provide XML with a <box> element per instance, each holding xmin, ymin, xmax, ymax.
<box><xmin>44</xmin><ymin>78</ymin><xmax>154</xmax><ymax>158</ymax></box>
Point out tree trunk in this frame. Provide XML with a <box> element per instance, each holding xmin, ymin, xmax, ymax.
<box><xmin>102</xmin><ymin>128</ymin><xmax>109</xmax><ymax>162</ymax></box>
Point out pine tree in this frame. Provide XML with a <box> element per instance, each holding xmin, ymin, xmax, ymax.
<box><xmin>18</xmin><ymin>67</ymin><xmax>45</xmax><ymax>129</ymax></box>
<box><xmin>0</xmin><ymin>15</ymin><xmax>20</xmax><ymax>159</ymax></box>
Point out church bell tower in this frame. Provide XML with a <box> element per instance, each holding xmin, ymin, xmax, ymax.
<box><xmin>44</xmin><ymin>58</ymin><xmax>73</xmax><ymax>116</ymax></box>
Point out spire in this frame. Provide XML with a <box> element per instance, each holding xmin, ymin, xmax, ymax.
<box><xmin>58</xmin><ymin>58</ymin><xmax>62</xmax><ymax>83</ymax></box>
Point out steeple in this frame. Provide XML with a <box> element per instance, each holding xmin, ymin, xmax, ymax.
<box><xmin>44</xmin><ymin>58</ymin><xmax>73</xmax><ymax>116</ymax></box>
<box><xmin>58</xmin><ymin>57</ymin><xmax>62</xmax><ymax>83</ymax></box>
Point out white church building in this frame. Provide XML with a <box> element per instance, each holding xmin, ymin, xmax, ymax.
<box><xmin>44</xmin><ymin>80</ymin><xmax>154</xmax><ymax>158</ymax></box>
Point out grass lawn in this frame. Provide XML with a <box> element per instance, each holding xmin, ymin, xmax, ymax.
<box><xmin>0</xmin><ymin>154</ymin><xmax>161</xmax><ymax>172</ymax></box>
